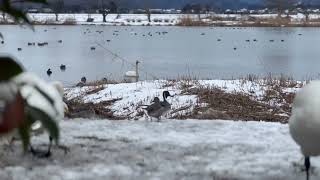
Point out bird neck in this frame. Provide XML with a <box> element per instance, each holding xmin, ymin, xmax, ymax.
<box><xmin>135</xmin><ymin>62</ymin><xmax>139</xmax><ymax>82</ymax></box>
<box><xmin>163</xmin><ymin>93</ymin><xmax>167</xmax><ymax>102</ymax></box>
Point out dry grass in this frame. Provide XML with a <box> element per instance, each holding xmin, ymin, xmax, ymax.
<box><xmin>182</xmin><ymin>86</ymin><xmax>289</xmax><ymax>123</ymax></box>
<box><xmin>65</xmin><ymin>74</ymin><xmax>304</xmax><ymax>122</ymax></box>
<box><xmin>85</xmin><ymin>78</ymin><xmax>121</xmax><ymax>86</ymax></box>
<box><xmin>62</xmin><ymin>17</ymin><xmax>77</xmax><ymax>25</ymax></box>
<box><xmin>173</xmin><ymin>74</ymin><xmax>304</xmax><ymax>123</ymax></box>
<box><xmin>65</xmin><ymin>78</ymin><xmax>126</xmax><ymax>119</ymax></box>
<box><xmin>176</xmin><ymin>16</ymin><xmax>209</xmax><ymax>26</ymax></box>
<box><xmin>65</xmin><ymin>97</ymin><xmax>124</xmax><ymax>120</ymax></box>
<box><xmin>85</xmin><ymin>85</ymin><xmax>105</xmax><ymax>95</ymax></box>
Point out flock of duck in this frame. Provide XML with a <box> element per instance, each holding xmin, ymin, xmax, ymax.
<box><xmin>6</xmin><ymin>27</ymin><xmax>305</xmax><ymax>79</ymax></box>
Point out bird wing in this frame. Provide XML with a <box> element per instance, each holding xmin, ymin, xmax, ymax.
<box><xmin>12</xmin><ymin>72</ymin><xmax>64</xmax><ymax>122</ymax></box>
<box><xmin>146</xmin><ymin>102</ymin><xmax>162</xmax><ymax>112</ymax></box>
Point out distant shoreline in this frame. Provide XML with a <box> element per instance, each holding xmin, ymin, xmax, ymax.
<box><xmin>1</xmin><ymin>13</ymin><xmax>320</xmax><ymax>27</ymax></box>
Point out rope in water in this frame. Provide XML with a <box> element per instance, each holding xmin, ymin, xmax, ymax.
<box><xmin>95</xmin><ymin>41</ymin><xmax>159</xmax><ymax>80</ymax></box>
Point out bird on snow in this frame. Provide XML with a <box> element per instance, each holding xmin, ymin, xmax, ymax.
<box><xmin>289</xmin><ymin>81</ymin><xmax>320</xmax><ymax>180</ymax></box>
<box><xmin>11</xmin><ymin>72</ymin><xmax>66</xmax><ymax>157</ymax></box>
<box><xmin>143</xmin><ymin>91</ymin><xmax>173</xmax><ymax>121</ymax></box>
<box><xmin>143</xmin><ymin>97</ymin><xmax>161</xmax><ymax>120</ymax></box>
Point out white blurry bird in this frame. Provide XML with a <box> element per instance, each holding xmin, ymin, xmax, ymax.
<box><xmin>12</xmin><ymin>72</ymin><xmax>65</xmax><ymax>121</ymax></box>
<box><xmin>11</xmin><ymin>72</ymin><xmax>65</xmax><ymax>156</ymax></box>
<box><xmin>289</xmin><ymin>81</ymin><xmax>320</xmax><ymax>180</ymax></box>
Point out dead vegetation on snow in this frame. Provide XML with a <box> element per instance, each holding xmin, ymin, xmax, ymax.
<box><xmin>64</xmin><ymin>74</ymin><xmax>305</xmax><ymax>123</ymax></box>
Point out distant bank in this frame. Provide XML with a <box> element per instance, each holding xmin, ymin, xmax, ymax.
<box><xmin>1</xmin><ymin>13</ymin><xmax>320</xmax><ymax>27</ymax></box>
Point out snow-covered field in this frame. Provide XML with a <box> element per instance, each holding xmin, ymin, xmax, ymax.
<box><xmin>0</xmin><ymin>80</ymin><xmax>311</xmax><ymax>179</ymax></box>
<box><xmin>1</xmin><ymin>13</ymin><xmax>318</xmax><ymax>26</ymax></box>
<box><xmin>0</xmin><ymin>118</ymin><xmax>317</xmax><ymax>180</ymax></box>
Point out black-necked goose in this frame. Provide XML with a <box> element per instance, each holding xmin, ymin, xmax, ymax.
<box><xmin>144</xmin><ymin>97</ymin><xmax>162</xmax><ymax>120</ymax></box>
<box><xmin>289</xmin><ymin>81</ymin><xmax>320</xmax><ymax>180</ymax></box>
<box><xmin>145</xmin><ymin>91</ymin><xmax>173</xmax><ymax>121</ymax></box>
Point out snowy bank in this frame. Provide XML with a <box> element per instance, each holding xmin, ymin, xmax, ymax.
<box><xmin>64</xmin><ymin>79</ymin><xmax>302</xmax><ymax>121</ymax></box>
<box><xmin>0</xmin><ymin>119</ymin><xmax>317</xmax><ymax>180</ymax></box>
<box><xmin>1</xmin><ymin>13</ymin><xmax>319</xmax><ymax>26</ymax></box>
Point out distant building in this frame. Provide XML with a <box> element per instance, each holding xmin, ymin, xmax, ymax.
<box><xmin>225</xmin><ymin>9</ymin><xmax>232</xmax><ymax>14</ymax></box>
<box><xmin>257</xmin><ymin>9</ymin><xmax>268</xmax><ymax>14</ymax></box>
<box><xmin>237</xmin><ymin>8</ymin><xmax>248</xmax><ymax>14</ymax></box>
<box><xmin>133</xmin><ymin>9</ymin><xmax>146</xmax><ymax>14</ymax></box>
<box><xmin>313</xmin><ymin>9</ymin><xmax>320</xmax><ymax>13</ymax></box>
<box><xmin>118</xmin><ymin>8</ymin><xmax>130</xmax><ymax>13</ymax></box>
<box><xmin>150</xmin><ymin>9</ymin><xmax>163</xmax><ymax>14</ymax></box>
<box><xmin>27</xmin><ymin>9</ymin><xmax>39</xmax><ymax>13</ymax></box>
<box><xmin>41</xmin><ymin>8</ymin><xmax>54</xmax><ymax>13</ymax></box>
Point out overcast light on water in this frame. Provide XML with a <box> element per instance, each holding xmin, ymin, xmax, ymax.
<box><xmin>1</xmin><ymin>25</ymin><xmax>319</xmax><ymax>85</ymax></box>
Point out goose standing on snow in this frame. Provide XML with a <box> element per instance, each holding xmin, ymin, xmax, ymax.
<box><xmin>144</xmin><ymin>91</ymin><xmax>173</xmax><ymax>121</ymax></box>
<box><xmin>289</xmin><ymin>81</ymin><xmax>320</xmax><ymax>180</ymax></box>
<box><xmin>144</xmin><ymin>97</ymin><xmax>161</xmax><ymax>120</ymax></box>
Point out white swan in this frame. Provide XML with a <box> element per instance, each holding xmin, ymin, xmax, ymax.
<box><xmin>289</xmin><ymin>81</ymin><xmax>320</xmax><ymax>180</ymax></box>
<box><xmin>124</xmin><ymin>60</ymin><xmax>140</xmax><ymax>82</ymax></box>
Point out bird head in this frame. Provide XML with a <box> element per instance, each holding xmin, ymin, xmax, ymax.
<box><xmin>152</xmin><ymin>97</ymin><xmax>160</xmax><ymax>103</ymax></box>
<box><xmin>163</xmin><ymin>91</ymin><xmax>174</xmax><ymax>99</ymax></box>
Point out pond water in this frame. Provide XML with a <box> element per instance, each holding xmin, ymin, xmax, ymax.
<box><xmin>0</xmin><ymin>25</ymin><xmax>319</xmax><ymax>85</ymax></box>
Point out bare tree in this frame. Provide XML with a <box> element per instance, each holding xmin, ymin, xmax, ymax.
<box><xmin>51</xmin><ymin>0</ymin><xmax>64</xmax><ymax>21</ymax></box>
<box><xmin>99</xmin><ymin>0</ymin><xmax>111</xmax><ymax>22</ymax></box>
<box><xmin>144</xmin><ymin>0</ymin><xmax>151</xmax><ymax>23</ymax></box>
<box><xmin>265</xmin><ymin>0</ymin><xmax>296</xmax><ymax>17</ymax></box>
<box><xmin>297</xmin><ymin>0</ymin><xmax>312</xmax><ymax>22</ymax></box>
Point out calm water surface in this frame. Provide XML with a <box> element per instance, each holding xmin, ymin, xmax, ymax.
<box><xmin>0</xmin><ymin>25</ymin><xmax>319</xmax><ymax>85</ymax></box>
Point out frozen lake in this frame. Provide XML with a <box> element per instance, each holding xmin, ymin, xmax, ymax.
<box><xmin>0</xmin><ymin>25</ymin><xmax>319</xmax><ymax>85</ymax></box>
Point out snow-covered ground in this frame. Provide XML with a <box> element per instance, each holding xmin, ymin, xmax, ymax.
<box><xmin>0</xmin><ymin>118</ymin><xmax>317</xmax><ymax>180</ymax></box>
<box><xmin>65</xmin><ymin>79</ymin><xmax>301</xmax><ymax>119</ymax></box>
<box><xmin>1</xmin><ymin>13</ymin><xmax>317</xmax><ymax>26</ymax></box>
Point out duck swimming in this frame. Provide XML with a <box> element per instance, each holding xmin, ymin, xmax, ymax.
<box><xmin>46</xmin><ymin>68</ymin><xmax>52</xmax><ymax>76</ymax></box>
<box><xmin>60</xmin><ymin>64</ymin><xmax>66</xmax><ymax>71</ymax></box>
